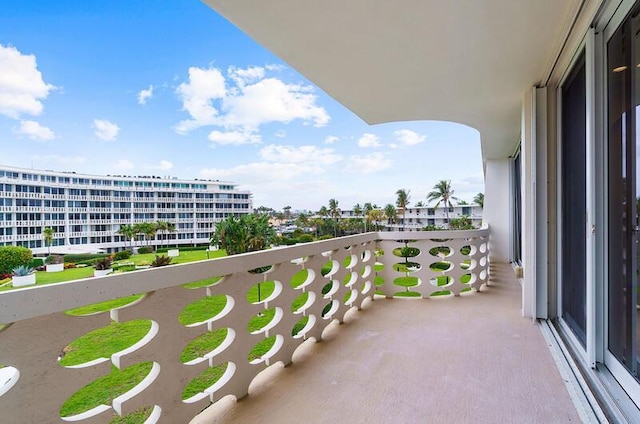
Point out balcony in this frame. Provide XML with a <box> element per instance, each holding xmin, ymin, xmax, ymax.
<box><xmin>0</xmin><ymin>227</ymin><xmax>579</xmax><ymax>423</ymax></box>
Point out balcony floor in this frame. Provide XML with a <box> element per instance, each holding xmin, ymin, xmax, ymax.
<box><xmin>193</xmin><ymin>263</ymin><xmax>581</xmax><ymax>424</ymax></box>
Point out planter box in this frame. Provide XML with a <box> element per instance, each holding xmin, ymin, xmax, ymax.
<box><xmin>94</xmin><ymin>269</ymin><xmax>112</xmax><ymax>277</ymax></box>
<box><xmin>46</xmin><ymin>263</ymin><xmax>64</xmax><ymax>273</ymax></box>
<box><xmin>12</xmin><ymin>274</ymin><xmax>36</xmax><ymax>287</ymax></box>
<box><xmin>167</xmin><ymin>249</ymin><xmax>180</xmax><ymax>257</ymax></box>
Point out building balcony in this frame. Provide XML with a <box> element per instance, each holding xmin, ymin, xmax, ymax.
<box><xmin>0</xmin><ymin>227</ymin><xmax>581</xmax><ymax>422</ymax></box>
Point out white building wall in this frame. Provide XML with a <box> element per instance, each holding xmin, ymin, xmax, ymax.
<box><xmin>483</xmin><ymin>159</ymin><xmax>511</xmax><ymax>262</ymax></box>
<box><xmin>0</xmin><ymin>165</ymin><xmax>252</xmax><ymax>254</ymax></box>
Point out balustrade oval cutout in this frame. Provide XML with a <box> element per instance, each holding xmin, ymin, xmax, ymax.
<box><xmin>248</xmin><ymin>307</ymin><xmax>282</xmax><ymax>334</ymax></box>
<box><xmin>246</xmin><ymin>280</ymin><xmax>281</xmax><ymax>304</ymax></box>
<box><xmin>430</xmin><ymin>276</ymin><xmax>453</xmax><ymax>287</ymax></box>
<box><xmin>361</xmin><ymin>265</ymin><xmax>372</xmax><ymax>279</ymax></box>
<box><xmin>322</xmin><ymin>280</ymin><xmax>340</xmax><ymax>298</ymax></box>
<box><xmin>248</xmin><ymin>335</ymin><xmax>283</xmax><ymax>364</ymax></box>
<box><xmin>343</xmin><ymin>254</ymin><xmax>358</xmax><ymax>269</ymax></box>
<box><xmin>343</xmin><ymin>271</ymin><xmax>358</xmax><ymax>287</ymax></box>
<box><xmin>460</xmin><ymin>245</ymin><xmax>474</xmax><ymax>256</ymax></box>
<box><xmin>179</xmin><ymin>295</ymin><xmax>233</xmax><ymax>327</ymax></box>
<box><xmin>182</xmin><ymin>362</ymin><xmax>235</xmax><ymax>403</ymax></box>
<box><xmin>60</xmin><ymin>361</ymin><xmax>157</xmax><ymax>420</ymax></box>
<box><xmin>291</xmin><ymin>291</ymin><xmax>315</xmax><ymax>314</ymax></box>
<box><xmin>393</xmin><ymin>276</ymin><xmax>420</xmax><ymax>288</ymax></box>
<box><xmin>393</xmin><ymin>261</ymin><xmax>421</xmax><ymax>273</ymax></box>
<box><xmin>429</xmin><ymin>246</ymin><xmax>452</xmax><ymax>257</ymax></box>
<box><xmin>321</xmin><ymin>299</ymin><xmax>340</xmax><ymax>319</ymax></box>
<box><xmin>59</xmin><ymin>319</ymin><xmax>154</xmax><ymax>368</ymax></box>
<box><xmin>321</xmin><ymin>260</ymin><xmax>339</xmax><ymax>277</ymax></box>
<box><xmin>0</xmin><ymin>366</ymin><xmax>19</xmax><ymax>398</ymax></box>
<box><xmin>392</xmin><ymin>246</ymin><xmax>421</xmax><ymax>258</ymax></box>
<box><xmin>292</xmin><ymin>314</ymin><xmax>316</xmax><ymax>338</ymax></box>
<box><xmin>183</xmin><ymin>276</ymin><xmax>223</xmax><ymax>290</ymax></box>
<box><xmin>479</xmin><ymin>243</ymin><xmax>487</xmax><ymax>253</ymax></box>
<box><xmin>361</xmin><ymin>280</ymin><xmax>372</xmax><ymax>295</ymax></box>
<box><xmin>65</xmin><ymin>293</ymin><xmax>146</xmax><ymax>316</ymax></box>
<box><xmin>430</xmin><ymin>261</ymin><xmax>453</xmax><ymax>272</ymax></box>
<box><xmin>460</xmin><ymin>273</ymin><xmax>476</xmax><ymax>285</ymax></box>
<box><xmin>343</xmin><ymin>289</ymin><xmax>358</xmax><ymax>306</ymax></box>
<box><xmin>291</xmin><ymin>268</ymin><xmax>315</xmax><ymax>289</ymax></box>
<box><xmin>361</xmin><ymin>249</ymin><xmax>373</xmax><ymax>262</ymax></box>
<box><xmin>181</xmin><ymin>328</ymin><xmax>233</xmax><ymax>364</ymax></box>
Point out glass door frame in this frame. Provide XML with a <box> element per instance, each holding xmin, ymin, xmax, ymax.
<box><xmin>555</xmin><ymin>32</ymin><xmax>597</xmax><ymax>368</ymax></box>
<box><xmin>601</xmin><ymin>0</ymin><xmax>640</xmax><ymax>406</ymax></box>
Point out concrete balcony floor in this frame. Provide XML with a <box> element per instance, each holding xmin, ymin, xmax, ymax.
<box><xmin>193</xmin><ymin>263</ymin><xmax>581</xmax><ymax>424</ymax></box>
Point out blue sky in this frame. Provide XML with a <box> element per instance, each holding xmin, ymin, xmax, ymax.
<box><xmin>0</xmin><ymin>0</ymin><xmax>484</xmax><ymax>211</ymax></box>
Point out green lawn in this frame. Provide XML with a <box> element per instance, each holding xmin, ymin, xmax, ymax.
<box><xmin>59</xmin><ymin>320</ymin><xmax>151</xmax><ymax>367</ymax></box>
<box><xmin>110</xmin><ymin>406</ymin><xmax>153</xmax><ymax>424</ymax></box>
<box><xmin>60</xmin><ymin>362</ymin><xmax>153</xmax><ymax>418</ymax></box>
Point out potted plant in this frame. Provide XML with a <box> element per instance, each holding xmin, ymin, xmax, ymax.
<box><xmin>12</xmin><ymin>265</ymin><xmax>36</xmax><ymax>287</ymax></box>
<box><xmin>93</xmin><ymin>257</ymin><xmax>112</xmax><ymax>277</ymax></box>
<box><xmin>45</xmin><ymin>255</ymin><xmax>64</xmax><ymax>273</ymax></box>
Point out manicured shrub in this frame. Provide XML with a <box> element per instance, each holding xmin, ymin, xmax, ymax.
<box><xmin>0</xmin><ymin>246</ymin><xmax>33</xmax><ymax>275</ymax></box>
<box><xmin>150</xmin><ymin>255</ymin><xmax>172</xmax><ymax>267</ymax></box>
<box><xmin>297</xmin><ymin>234</ymin><xmax>314</xmax><ymax>243</ymax></box>
<box><xmin>64</xmin><ymin>263</ymin><xmax>76</xmax><ymax>269</ymax></box>
<box><xmin>45</xmin><ymin>255</ymin><xmax>64</xmax><ymax>264</ymax></box>
<box><xmin>318</xmin><ymin>234</ymin><xmax>333</xmax><ymax>241</ymax></box>
<box><xmin>114</xmin><ymin>250</ymin><xmax>132</xmax><ymax>260</ymax></box>
<box><xmin>94</xmin><ymin>258</ymin><xmax>112</xmax><ymax>270</ymax></box>
<box><xmin>137</xmin><ymin>247</ymin><xmax>154</xmax><ymax>254</ymax></box>
<box><xmin>28</xmin><ymin>258</ymin><xmax>45</xmax><ymax>268</ymax></box>
<box><xmin>63</xmin><ymin>253</ymin><xmax>108</xmax><ymax>263</ymax></box>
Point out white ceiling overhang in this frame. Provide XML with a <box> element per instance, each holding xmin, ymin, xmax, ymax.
<box><xmin>203</xmin><ymin>0</ymin><xmax>582</xmax><ymax>160</ymax></box>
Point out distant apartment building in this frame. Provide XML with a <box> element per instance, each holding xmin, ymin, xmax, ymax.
<box><xmin>0</xmin><ymin>165</ymin><xmax>252</xmax><ymax>254</ymax></box>
<box><xmin>339</xmin><ymin>205</ymin><xmax>483</xmax><ymax>231</ymax></box>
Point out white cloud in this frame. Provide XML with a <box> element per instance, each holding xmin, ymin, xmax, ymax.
<box><xmin>175</xmin><ymin>65</ymin><xmax>329</xmax><ymax>137</ymax></box>
<box><xmin>157</xmin><ymin>160</ymin><xmax>173</xmax><ymax>170</ymax></box>
<box><xmin>259</xmin><ymin>144</ymin><xmax>342</xmax><ymax>166</ymax></box>
<box><xmin>223</xmin><ymin>77</ymin><xmax>329</xmax><ymax>128</ymax></box>
<box><xmin>175</xmin><ymin>67</ymin><xmax>226</xmax><ymax>133</ymax></box>
<box><xmin>93</xmin><ymin>119</ymin><xmax>120</xmax><ymax>141</ymax></box>
<box><xmin>394</xmin><ymin>129</ymin><xmax>426</xmax><ymax>146</ymax></box>
<box><xmin>228</xmin><ymin>65</ymin><xmax>265</xmax><ymax>87</ymax></box>
<box><xmin>324</xmin><ymin>135</ymin><xmax>339</xmax><ymax>144</ymax></box>
<box><xmin>348</xmin><ymin>152</ymin><xmax>392</xmax><ymax>173</ymax></box>
<box><xmin>357</xmin><ymin>133</ymin><xmax>382</xmax><ymax>148</ymax></box>
<box><xmin>115</xmin><ymin>159</ymin><xmax>134</xmax><ymax>170</ymax></box>
<box><xmin>137</xmin><ymin>85</ymin><xmax>154</xmax><ymax>105</ymax></box>
<box><xmin>208</xmin><ymin>130</ymin><xmax>261</xmax><ymax>146</ymax></box>
<box><xmin>32</xmin><ymin>154</ymin><xmax>86</xmax><ymax>165</ymax></box>
<box><xmin>14</xmin><ymin>120</ymin><xmax>55</xmax><ymax>140</ymax></box>
<box><xmin>200</xmin><ymin>161</ymin><xmax>309</xmax><ymax>183</ymax></box>
<box><xmin>0</xmin><ymin>44</ymin><xmax>56</xmax><ymax>119</ymax></box>
<box><xmin>275</xmin><ymin>129</ymin><xmax>287</xmax><ymax>138</ymax></box>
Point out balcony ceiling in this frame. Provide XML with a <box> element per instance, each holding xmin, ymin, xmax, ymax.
<box><xmin>203</xmin><ymin>0</ymin><xmax>580</xmax><ymax>159</ymax></box>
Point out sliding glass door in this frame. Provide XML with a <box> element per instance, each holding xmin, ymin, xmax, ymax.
<box><xmin>560</xmin><ymin>52</ymin><xmax>588</xmax><ymax>347</ymax></box>
<box><xmin>607</xmin><ymin>4</ymin><xmax>640</xmax><ymax>381</ymax></box>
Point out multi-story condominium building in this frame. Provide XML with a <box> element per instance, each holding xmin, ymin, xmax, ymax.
<box><xmin>0</xmin><ymin>165</ymin><xmax>252</xmax><ymax>254</ymax></box>
<box><xmin>339</xmin><ymin>205</ymin><xmax>483</xmax><ymax>231</ymax></box>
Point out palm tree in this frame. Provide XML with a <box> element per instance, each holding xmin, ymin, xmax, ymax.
<box><xmin>427</xmin><ymin>180</ymin><xmax>458</xmax><ymax>225</ymax></box>
<box><xmin>296</xmin><ymin>212</ymin><xmax>309</xmax><ymax>230</ymax></box>
<box><xmin>155</xmin><ymin>221</ymin><xmax>169</xmax><ymax>248</ymax></box>
<box><xmin>167</xmin><ymin>222</ymin><xmax>176</xmax><ymax>247</ymax></box>
<box><xmin>415</xmin><ymin>201</ymin><xmax>425</xmax><ymax>207</ymax></box>
<box><xmin>353</xmin><ymin>203</ymin><xmax>364</xmax><ymax>233</ymax></box>
<box><xmin>328</xmin><ymin>198</ymin><xmax>340</xmax><ymax>237</ymax></box>
<box><xmin>473</xmin><ymin>192</ymin><xmax>484</xmax><ymax>208</ymax></box>
<box><xmin>42</xmin><ymin>227</ymin><xmax>54</xmax><ymax>255</ymax></box>
<box><xmin>384</xmin><ymin>204</ymin><xmax>397</xmax><ymax>228</ymax></box>
<box><xmin>368</xmin><ymin>209</ymin><xmax>384</xmax><ymax>231</ymax></box>
<box><xmin>395</xmin><ymin>189</ymin><xmax>411</xmax><ymax>231</ymax></box>
<box><xmin>116</xmin><ymin>224</ymin><xmax>135</xmax><ymax>249</ymax></box>
<box><xmin>283</xmin><ymin>205</ymin><xmax>292</xmax><ymax>220</ymax></box>
<box><xmin>318</xmin><ymin>206</ymin><xmax>329</xmax><ymax>217</ymax></box>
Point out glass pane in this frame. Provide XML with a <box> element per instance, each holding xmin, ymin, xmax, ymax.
<box><xmin>607</xmin><ymin>5</ymin><xmax>639</xmax><ymax>379</ymax></box>
<box><xmin>561</xmin><ymin>52</ymin><xmax>587</xmax><ymax>347</ymax></box>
